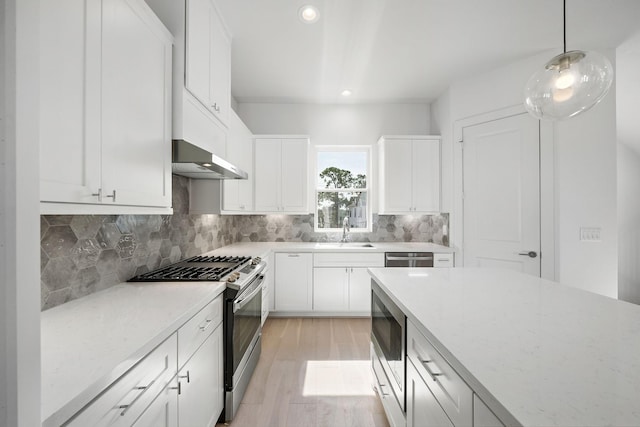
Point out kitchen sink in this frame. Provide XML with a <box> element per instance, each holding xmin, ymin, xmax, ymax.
<box><xmin>314</xmin><ymin>242</ymin><xmax>376</xmax><ymax>249</ymax></box>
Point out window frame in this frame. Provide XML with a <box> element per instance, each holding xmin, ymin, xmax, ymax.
<box><xmin>313</xmin><ymin>145</ymin><xmax>372</xmax><ymax>233</ymax></box>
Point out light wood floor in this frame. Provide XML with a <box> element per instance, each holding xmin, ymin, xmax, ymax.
<box><xmin>218</xmin><ymin>317</ymin><xmax>390</xmax><ymax>427</ymax></box>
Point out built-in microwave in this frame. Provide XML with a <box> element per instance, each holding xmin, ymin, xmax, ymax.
<box><xmin>371</xmin><ymin>279</ymin><xmax>406</xmax><ymax>413</ymax></box>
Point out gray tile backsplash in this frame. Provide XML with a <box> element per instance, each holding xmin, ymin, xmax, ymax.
<box><xmin>41</xmin><ymin>175</ymin><xmax>448</xmax><ymax>310</ymax></box>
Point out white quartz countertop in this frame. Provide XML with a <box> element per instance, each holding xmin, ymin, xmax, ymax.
<box><xmin>210</xmin><ymin>241</ymin><xmax>454</xmax><ymax>255</ymax></box>
<box><xmin>41</xmin><ymin>281</ymin><xmax>225</xmax><ymax>426</ymax></box>
<box><xmin>368</xmin><ymin>267</ymin><xmax>640</xmax><ymax>427</ymax></box>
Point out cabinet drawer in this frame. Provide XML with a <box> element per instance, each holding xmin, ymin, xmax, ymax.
<box><xmin>313</xmin><ymin>252</ymin><xmax>384</xmax><ymax>267</ymax></box>
<box><xmin>66</xmin><ymin>334</ymin><xmax>177</xmax><ymax>427</ymax></box>
<box><xmin>177</xmin><ymin>295</ymin><xmax>223</xmax><ymax>368</ymax></box>
<box><xmin>372</xmin><ymin>346</ymin><xmax>405</xmax><ymax>427</ymax></box>
<box><xmin>433</xmin><ymin>253</ymin><xmax>453</xmax><ymax>268</ymax></box>
<box><xmin>407</xmin><ymin>321</ymin><xmax>472</xmax><ymax>427</ymax></box>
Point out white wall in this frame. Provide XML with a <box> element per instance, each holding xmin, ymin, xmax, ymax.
<box><xmin>617</xmin><ymin>33</ymin><xmax>640</xmax><ymax>304</ymax></box>
<box><xmin>236</xmin><ymin>102</ymin><xmax>431</xmax><ymax>212</ymax></box>
<box><xmin>1</xmin><ymin>0</ymin><xmax>42</xmax><ymax>425</ymax></box>
<box><xmin>432</xmin><ymin>50</ymin><xmax>619</xmax><ymax>298</ymax></box>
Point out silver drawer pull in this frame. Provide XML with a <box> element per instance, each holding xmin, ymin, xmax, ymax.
<box><xmin>178</xmin><ymin>370</ymin><xmax>190</xmax><ymax>383</ymax></box>
<box><xmin>119</xmin><ymin>378</ymin><xmax>156</xmax><ymax>416</ymax></box>
<box><xmin>199</xmin><ymin>318</ymin><xmax>213</xmax><ymax>332</ymax></box>
<box><xmin>419</xmin><ymin>357</ymin><xmax>443</xmax><ymax>382</ymax></box>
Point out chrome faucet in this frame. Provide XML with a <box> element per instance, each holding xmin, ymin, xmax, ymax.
<box><xmin>341</xmin><ymin>216</ymin><xmax>350</xmax><ymax>242</ymax></box>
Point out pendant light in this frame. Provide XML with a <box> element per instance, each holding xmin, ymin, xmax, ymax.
<box><xmin>524</xmin><ymin>0</ymin><xmax>613</xmax><ymax>120</ymax></box>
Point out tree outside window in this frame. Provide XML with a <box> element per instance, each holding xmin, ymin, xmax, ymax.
<box><xmin>315</xmin><ymin>148</ymin><xmax>370</xmax><ymax>231</ymax></box>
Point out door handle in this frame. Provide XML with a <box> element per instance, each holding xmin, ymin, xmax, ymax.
<box><xmin>518</xmin><ymin>251</ymin><xmax>538</xmax><ymax>258</ymax></box>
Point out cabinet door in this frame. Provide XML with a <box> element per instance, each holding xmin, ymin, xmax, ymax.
<box><xmin>348</xmin><ymin>268</ymin><xmax>372</xmax><ymax>313</ymax></box>
<box><xmin>185</xmin><ymin>0</ymin><xmax>212</xmax><ymax>107</ymax></box>
<box><xmin>101</xmin><ymin>0</ymin><xmax>172</xmax><ymax>207</ymax></box>
<box><xmin>39</xmin><ymin>0</ymin><xmax>102</xmax><ymax>204</ymax></box>
<box><xmin>223</xmin><ymin>111</ymin><xmax>253</xmax><ymax>212</ymax></box>
<box><xmin>280</xmin><ymin>139</ymin><xmax>309</xmax><ymax>212</ymax></box>
<box><xmin>274</xmin><ymin>253</ymin><xmax>312</xmax><ymax>311</ymax></box>
<box><xmin>313</xmin><ymin>268</ymin><xmax>349</xmax><ymax>312</ymax></box>
<box><xmin>132</xmin><ymin>380</ymin><xmax>178</xmax><ymax>427</ymax></box>
<box><xmin>178</xmin><ymin>325</ymin><xmax>223</xmax><ymax>427</ymax></box>
<box><xmin>412</xmin><ymin>139</ymin><xmax>440</xmax><ymax>212</ymax></box>
<box><xmin>254</xmin><ymin>139</ymin><xmax>281</xmax><ymax>212</ymax></box>
<box><xmin>381</xmin><ymin>139</ymin><xmax>413</xmax><ymax>213</ymax></box>
<box><xmin>209</xmin><ymin>8</ymin><xmax>230</xmax><ymax>126</ymax></box>
<box><xmin>407</xmin><ymin>360</ymin><xmax>453</xmax><ymax>427</ymax></box>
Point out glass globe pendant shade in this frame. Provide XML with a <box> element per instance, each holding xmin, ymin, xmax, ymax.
<box><xmin>524</xmin><ymin>50</ymin><xmax>613</xmax><ymax>120</ymax></box>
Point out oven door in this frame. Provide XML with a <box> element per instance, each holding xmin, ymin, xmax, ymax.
<box><xmin>371</xmin><ymin>279</ymin><xmax>406</xmax><ymax>410</ymax></box>
<box><xmin>228</xmin><ymin>275</ymin><xmax>263</xmax><ymax>387</ymax></box>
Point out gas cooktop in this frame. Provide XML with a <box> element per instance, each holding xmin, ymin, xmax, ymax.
<box><xmin>129</xmin><ymin>255</ymin><xmax>252</xmax><ymax>282</ymax></box>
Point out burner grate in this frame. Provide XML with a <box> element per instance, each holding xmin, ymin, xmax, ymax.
<box><xmin>128</xmin><ymin>255</ymin><xmax>252</xmax><ymax>282</ymax></box>
<box><xmin>186</xmin><ymin>255</ymin><xmax>251</xmax><ymax>264</ymax></box>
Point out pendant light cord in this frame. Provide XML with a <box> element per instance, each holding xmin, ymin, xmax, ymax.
<box><xmin>563</xmin><ymin>0</ymin><xmax>567</xmax><ymax>53</ymax></box>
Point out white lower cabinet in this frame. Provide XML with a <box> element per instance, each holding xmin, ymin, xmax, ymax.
<box><xmin>177</xmin><ymin>325</ymin><xmax>223</xmax><ymax>427</ymax></box>
<box><xmin>313</xmin><ymin>252</ymin><xmax>383</xmax><ymax>315</ymax></box>
<box><xmin>66</xmin><ymin>335</ymin><xmax>178</xmax><ymax>427</ymax></box>
<box><xmin>406</xmin><ymin>320</ymin><xmax>472</xmax><ymax>427</ymax></box>
<box><xmin>274</xmin><ymin>253</ymin><xmax>313</xmax><ymax>312</ymax></box>
<box><xmin>176</xmin><ymin>295</ymin><xmax>224</xmax><ymax>427</ymax></box>
<box><xmin>132</xmin><ymin>377</ymin><xmax>179</xmax><ymax>427</ymax></box>
<box><xmin>407</xmin><ymin>359</ymin><xmax>453</xmax><ymax>427</ymax></box>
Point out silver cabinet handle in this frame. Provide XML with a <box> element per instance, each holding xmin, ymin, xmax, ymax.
<box><xmin>178</xmin><ymin>370</ymin><xmax>190</xmax><ymax>383</ymax></box>
<box><xmin>518</xmin><ymin>251</ymin><xmax>538</xmax><ymax>258</ymax></box>
<box><xmin>106</xmin><ymin>190</ymin><xmax>116</xmax><ymax>203</ymax></box>
<box><xmin>119</xmin><ymin>378</ymin><xmax>156</xmax><ymax>416</ymax></box>
<box><xmin>91</xmin><ymin>188</ymin><xmax>102</xmax><ymax>201</ymax></box>
<box><xmin>169</xmin><ymin>382</ymin><xmax>181</xmax><ymax>395</ymax></box>
<box><xmin>198</xmin><ymin>318</ymin><xmax>213</xmax><ymax>332</ymax></box>
<box><xmin>288</xmin><ymin>254</ymin><xmax>300</xmax><ymax>257</ymax></box>
<box><xmin>419</xmin><ymin>357</ymin><xmax>443</xmax><ymax>382</ymax></box>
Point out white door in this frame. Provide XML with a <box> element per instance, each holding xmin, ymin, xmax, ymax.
<box><xmin>254</xmin><ymin>138</ymin><xmax>281</xmax><ymax>211</ymax></box>
<box><xmin>412</xmin><ymin>139</ymin><xmax>440</xmax><ymax>212</ymax></box>
<box><xmin>462</xmin><ymin>113</ymin><xmax>540</xmax><ymax>276</ymax></box>
<box><xmin>313</xmin><ymin>268</ymin><xmax>349</xmax><ymax>311</ymax></box>
<box><xmin>280</xmin><ymin>139</ymin><xmax>308</xmax><ymax>212</ymax></box>
<box><xmin>348</xmin><ymin>267</ymin><xmax>372</xmax><ymax>313</ymax></box>
<box><xmin>185</xmin><ymin>0</ymin><xmax>212</xmax><ymax>107</ymax></box>
<box><xmin>383</xmin><ymin>139</ymin><xmax>413</xmax><ymax>212</ymax></box>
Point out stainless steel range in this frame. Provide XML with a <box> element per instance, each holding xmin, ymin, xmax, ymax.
<box><xmin>129</xmin><ymin>254</ymin><xmax>266</xmax><ymax>422</ymax></box>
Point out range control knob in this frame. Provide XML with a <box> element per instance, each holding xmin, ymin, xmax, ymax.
<box><xmin>251</xmin><ymin>257</ymin><xmax>261</xmax><ymax>265</ymax></box>
<box><xmin>226</xmin><ymin>276</ymin><xmax>236</xmax><ymax>283</ymax></box>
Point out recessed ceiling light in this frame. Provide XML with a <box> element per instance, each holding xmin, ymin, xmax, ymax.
<box><xmin>341</xmin><ymin>89</ymin><xmax>352</xmax><ymax>97</ymax></box>
<box><xmin>298</xmin><ymin>5</ymin><xmax>319</xmax><ymax>24</ymax></box>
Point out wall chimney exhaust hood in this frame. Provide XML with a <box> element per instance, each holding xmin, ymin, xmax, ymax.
<box><xmin>171</xmin><ymin>139</ymin><xmax>248</xmax><ymax>180</ymax></box>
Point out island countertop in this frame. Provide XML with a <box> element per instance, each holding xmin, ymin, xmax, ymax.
<box><xmin>368</xmin><ymin>267</ymin><xmax>640</xmax><ymax>427</ymax></box>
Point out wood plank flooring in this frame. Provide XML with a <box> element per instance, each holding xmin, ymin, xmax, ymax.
<box><xmin>218</xmin><ymin>317</ymin><xmax>390</xmax><ymax>427</ymax></box>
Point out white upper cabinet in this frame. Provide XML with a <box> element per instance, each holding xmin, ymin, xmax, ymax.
<box><xmin>185</xmin><ymin>0</ymin><xmax>230</xmax><ymax>126</ymax></box>
<box><xmin>40</xmin><ymin>0</ymin><xmax>173</xmax><ymax>213</ymax></box>
<box><xmin>145</xmin><ymin>0</ymin><xmax>231</xmax><ymax>156</ymax></box>
<box><xmin>254</xmin><ymin>136</ymin><xmax>309</xmax><ymax>213</ymax></box>
<box><xmin>378</xmin><ymin>136</ymin><xmax>441</xmax><ymax>214</ymax></box>
<box><xmin>223</xmin><ymin>110</ymin><xmax>254</xmax><ymax>212</ymax></box>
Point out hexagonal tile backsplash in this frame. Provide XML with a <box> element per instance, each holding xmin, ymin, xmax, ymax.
<box><xmin>41</xmin><ymin>175</ymin><xmax>448</xmax><ymax>310</ymax></box>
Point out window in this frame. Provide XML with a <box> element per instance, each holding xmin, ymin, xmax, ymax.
<box><xmin>315</xmin><ymin>146</ymin><xmax>371</xmax><ymax>232</ymax></box>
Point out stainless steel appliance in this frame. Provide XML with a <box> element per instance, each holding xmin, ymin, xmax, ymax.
<box><xmin>385</xmin><ymin>252</ymin><xmax>434</xmax><ymax>267</ymax></box>
<box><xmin>371</xmin><ymin>279</ymin><xmax>406</xmax><ymax>416</ymax></box>
<box><xmin>171</xmin><ymin>139</ymin><xmax>248</xmax><ymax>180</ymax></box>
<box><xmin>129</xmin><ymin>254</ymin><xmax>266</xmax><ymax>422</ymax></box>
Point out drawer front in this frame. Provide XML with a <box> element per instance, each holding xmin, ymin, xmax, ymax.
<box><xmin>407</xmin><ymin>321</ymin><xmax>472</xmax><ymax>427</ymax></box>
<box><xmin>313</xmin><ymin>252</ymin><xmax>384</xmax><ymax>267</ymax></box>
<box><xmin>177</xmin><ymin>295</ymin><xmax>223</xmax><ymax>368</ymax></box>
<box><xmin>372</xmin><ymin>347</ymin><xmax>405</xmax><ymax>427</ymax></box>
<box><xmin>433</xmin><ymin>253</ymin><xmax>453</xmax><ymax>268</ymax></box>
<box><xmin>66</xmin><ymin>334</ymin><xmax>177</xmax><ymax>427</ymax></box>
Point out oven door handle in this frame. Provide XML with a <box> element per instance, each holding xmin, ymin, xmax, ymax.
<box><xmin>385</xmin><ymin>256</ymin><xmax>434</xmax><ymax>261</ymax></box>
<box><xmin>233</xmin><ymin>276</ymin><xmax>264</xmax><ymax>313</ymax></box>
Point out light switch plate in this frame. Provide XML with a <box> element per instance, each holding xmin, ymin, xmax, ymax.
<box><xmin>580</xmin><ymin>227</ymin><xmax>601</xmax><ymax>242</ymax></box>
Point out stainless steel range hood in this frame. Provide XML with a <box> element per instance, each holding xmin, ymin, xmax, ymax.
<box><xmin>172</xmin><ymin>139</ymin><xmax>248</xmax><ymax>180</ymax></box>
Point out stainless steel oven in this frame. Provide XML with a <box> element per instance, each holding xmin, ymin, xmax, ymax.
<box><xmin>223</xmin><ymin>264</ymin><xmax>264</xmax><ymax>422</ymax></box>
<box><xmin>371</xmin><ymin>279</ymin><xmax>406</xmax><ymax>412</ymax></box>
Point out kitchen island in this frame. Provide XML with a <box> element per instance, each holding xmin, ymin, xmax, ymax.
<box><xmin>368</xmin><ymin>267</ymin><xmax>640</xmax><ymax>427</ymax></box>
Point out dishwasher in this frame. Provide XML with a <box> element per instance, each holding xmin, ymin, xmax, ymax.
<box><xmin>384</xmin><ymin>252</ymin><xmax>434</xmax><ymax>267</ymax></box>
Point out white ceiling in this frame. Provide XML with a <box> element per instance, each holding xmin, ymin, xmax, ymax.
<box><xmin>215</xmin><ymin>0</ymin><xmax>640</xmax><ymax>104</ymax></box>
